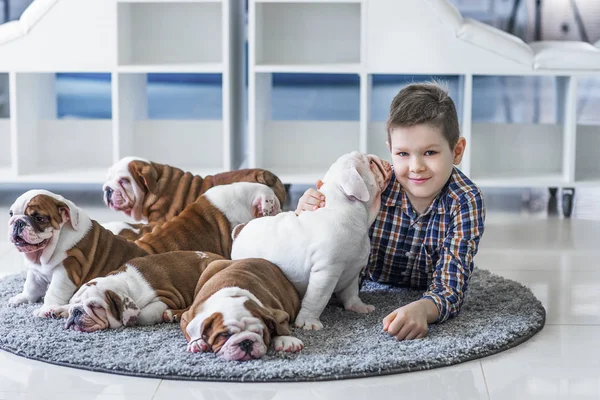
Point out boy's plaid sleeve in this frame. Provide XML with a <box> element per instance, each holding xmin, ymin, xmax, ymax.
<box><xmin>422</xmin><ymin>190</ymin><xmax>485</xmax><ymax>323</ymax></box>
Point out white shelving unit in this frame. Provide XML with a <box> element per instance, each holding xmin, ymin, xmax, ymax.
<box><xmin>0</xmin><ymin>0</ymin><xmax>244</xmax><ymax>184</ymax></box>
<box><xmin>247</xmin><ymin>0</ymin><xmax>600</xmax><ymax>194</ymax></box>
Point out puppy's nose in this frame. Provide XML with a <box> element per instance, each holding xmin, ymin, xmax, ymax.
<box><xmin>65</xmin><ymin>307</ymin><xmax>83</xmax><ymax>330</ymax></box>
<box><xmin>238</xmin><ymin>339</ymin><xmax>254</xmax><ymax>353</ymax></box>
<box><xmin>105</xmin><ymin>187</ymin><xmax>113</xmax><ymax>204</ymax></box>
<box><xmin>13</xmin><ymin>219</ymin><xmax>26</xmax><ymax>235</ymax></box>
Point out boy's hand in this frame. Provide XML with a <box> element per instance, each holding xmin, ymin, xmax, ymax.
<box><xmin>382</xmin><ymin>299</ymin><xmax>439</xmax><ymax>341</ymax></box>
<box><xmin>295</xmin><ymin>180</ymin><xmax>326</xmax><ymax>215</ymax></box>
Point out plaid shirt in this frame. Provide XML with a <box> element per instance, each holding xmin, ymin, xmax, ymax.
<box><xmin>366</xmin><ymin>167</ymin><xmax>485</xmax><ymax>323</ymax></box>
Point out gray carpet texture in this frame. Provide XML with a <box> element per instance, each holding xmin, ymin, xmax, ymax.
<box><xmin>0</xmin><ymin>268</ymin><xmax>545</xmax><ymax>382</ymax></box>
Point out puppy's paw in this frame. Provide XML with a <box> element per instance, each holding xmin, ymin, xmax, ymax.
<box><xmin>162</xmin><ymin>309</ymin><xmax>180</xmax><ymax>323</ymax></box>
<box><xmin>273</xmin><ymin>336</ymin><xmax>304</xmax><ymax>353</ymax></box>
<box><xmin>253</xmin><ymin>192</ymin><xmax>280</xmax><ymax>217</ymax></box>
<box><xmin>345</xmin><ymin>302</ymin><xmax>375</xmax><ymax>314</ymax></box>
<box><xmin>8</xmin><ymin>293</ymin><xmax>32</xmax><ymax>306</ymax></box>
<box><xmin>294</xmin><ymin>313</ymin><xmax>323</xmax><ymax>330</ymax></box>
<box><xmin>32</xmin><ymin>304</ymin><xmax>64</xmax><ymax>318</ymax></box>
<box><xmin>187</xmin><ymin>338</ymin><xmax>209</xmax><ymax>353</ymax></box>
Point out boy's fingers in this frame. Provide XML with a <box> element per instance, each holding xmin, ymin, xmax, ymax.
<box><xmin>316</xmin><ymin>179</ymin><xmax>324</xmax><ymax>189</ymax></box>
<box><xmin>394</xmin><ymin>324</ymin><xmax>413</xmax><ymax>341</ymax></box>
<box><xmin>387</xmin><ymin>316</ymin><xmax>405</xmax><ymax>336</ymax></box>
<box><xmin>404</xmin><ymin>329</ymin><xmax>421</xmax><ymax>341</ymax></box>
<box><xmin>382</xmin><ymin>311</ymin><xmax>397</xmax><ymax>331</ymax></box>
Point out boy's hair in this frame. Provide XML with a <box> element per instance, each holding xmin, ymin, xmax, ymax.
<box><xmin>386</xmin><ymin>81</ymin><xmax>460</xmax><ymax>149</ymax></box>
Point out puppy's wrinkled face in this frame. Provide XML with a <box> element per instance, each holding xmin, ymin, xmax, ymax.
<box><xmin>322</xmin><ymin>151</ymin><xmax>392</xmax><ymax>222</ymax></box>
<box><xmin>102</xmin><ymin>157</ymin><xmax>150</xmax><ymax>220</ymax></box>
<box><xmin>66</xmin><ymin>283</ymin><xmax>139</xmax><ymax>333</ymax></box>
<box><xmin>185</xmin><ymin>297</ymin><xmax>269</xmax><ymax>361</ymax></box>
<box><xmin>8</xmin><ymin>193</ymin><xmax>72</xmax><ymax>264</ymax></box>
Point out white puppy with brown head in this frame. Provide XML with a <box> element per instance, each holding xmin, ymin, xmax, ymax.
<box><xmin>7</xmin><ymin>190</ymin><xmax>148</xmax><ymax>317</ymax></box>
<box><xmin>231</xmin><ymin>151</ymin><xmax>392</xmax><ymax>330</ymax></box>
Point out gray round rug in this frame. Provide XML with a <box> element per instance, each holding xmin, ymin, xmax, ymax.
<box><xmin>0</xmin><ymin>268</ymin><xmax>545</xmax><ymax>382</ymax></box>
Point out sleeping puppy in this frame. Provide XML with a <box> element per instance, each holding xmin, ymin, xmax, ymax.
<box><xmin>231</xmin><ymin>151</ymin><xmax>392</xmax><ymax>330</ymax></box>
<box><xmin>102</xmin><ymin>157</ymin><xmax>287</xmax><ymax>239</ymax></box>
<box><xmin>65</xmin><ymin>251</ymin><xmax>225</xmax><ymax>332</ymax></box>
<box><xmin>134</xmin><ymin>182</ymin><xmax>280</xmax><ymax>258</ymax></box>
<box><xmin>180</xmin><ymin>257</ymin><xmax>303</xmax><ymax>361</ymax></box>
<box><xmin>7</xmin><ymin>190</ymin><xmax>148</xmax><ymax>318</ymax></box>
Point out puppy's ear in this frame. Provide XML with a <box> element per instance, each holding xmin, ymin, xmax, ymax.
<box><xmin>105</xmin><ymin>290</ymin><xmax>139</xmax><ymax>327</ymax></box>
<box><xmin>245</xmin><ymin>300</ymin><xmax>291</xmax><ymax>346</ymax></box>
<box><xmin>53</xmin><ymin>198</ymin><xmax>80</xmax><ymax>231</ymax></box>
<box><xmin>128</xmin><ymin>160</ymin><xmax>158</xmax><ymax>194</ymax></box>
<box><xmin>340</xmin><ymin>165</ymin><xmax>370</xmax><ymax>202</ymax></box>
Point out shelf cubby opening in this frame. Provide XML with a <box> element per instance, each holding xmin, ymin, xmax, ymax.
<box><xmin>117</xmin><ymin>73</ymin><xmax>225</xmax><ymax>174</ymax></box>
<box><xmin>255</xmin><ymin>73</ymin><xmax>360</xmax><ymax>182</ymax></box>
<box><xmin>470</xmin><ymin>75</ymin><xmax>564</xmax><ymax>184</ymax></box>
<box><xmin>0</xmin><ymin>73</ymin><xmax>10</xmax><ymax>172</ymax></box>
<box><xmin>254</xmin><ymin>2</ymin><xmax>361</xmax><ymax>67</ymax></box>
<box><xmin>13</xmin><ymin>73</ymin><xmax>113</xmax><ymax>180</ymax></box>
<box><xmin>367</xmin><ymin>74</ymin><xmax>461</xmax><ymax>162</ymax></box>
<box><xmin>575</xmin><ymin>76</ymin><xmax>600</xmax><ymax>184</ymax></box>
<box><xmin>118</xmin><ymin>2</ymin><xmax>222</xmax><ymax>67</ymax></box>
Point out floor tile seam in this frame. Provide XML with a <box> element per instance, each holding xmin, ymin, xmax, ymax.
<box><xmin>479</xmin><ymin>361</ymin><xmax>493</xmax><ymax>400</ymax></box>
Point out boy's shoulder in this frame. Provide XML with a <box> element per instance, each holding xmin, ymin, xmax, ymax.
<box><xmin>441</xmin><ymin>168</ymin><xmax>484</xmax><ymax>209</ymax></box>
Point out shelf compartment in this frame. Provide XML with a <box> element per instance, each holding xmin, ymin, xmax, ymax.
<box><xmin>254</xmin><ymin>2</ymin><xmax>361</xmax><ymax>66</ymax></box>
<box><xmin>575</xmin><ymin>125</ymin><xmax>600</xmax><ymax>183</ymax></box>
<box><xmin>132</xmin><ymin>120</ymin><xmax>224</xmax><ymax>172</ymax></box>
<box><xmin>260</xmin><ymin>120</ymin><xmax>360</xmax><ymax>181</ymax></box>
<box><xmin>36</xmin><ymin>120</ymin><xmax>113</xmax><ymax>171</ymax></box>
<box><xmin>12</xmin><ymin>73</ymin><xmax>114</xmax><ymax>177</ymax></box>
<box><xmin>470</xmin><ymin>122</ymin><xmax>564</xmax><ymax>182</ymax></box>
<box><xmin>0</xmin><ymin>118</ymin><xmax>10</xmax><ymax>169</ymax></box>
<box><xmin>118</xmin><ymin>2</ymin><xmax>222</xmax><ymax>67</ymax></box>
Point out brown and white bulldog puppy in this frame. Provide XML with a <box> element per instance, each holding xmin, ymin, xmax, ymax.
<box><xmin>7</xmin><ymin>190</ymin><xmax>148</xmax><ymax>318</ymax></box>
<box><xmin>102</xmin><ymin>157</ymin><xmax>287</xmax><ymax>239</ymax></box>
<box><xmin>180</xmin><ymin>258</ymin><xmax>303</xmax><ymax>361</ymax></box>
<box><xmin>65</xmin><ymin>251</ymin><xmax>225</xmax><ymax>333</ymax></box>
<box><xmin>134</xmin><ymin>182</ymin><xmax>280</xmax><ymax>258</ymax></box>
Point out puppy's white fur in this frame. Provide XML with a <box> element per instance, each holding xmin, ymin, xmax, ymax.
<box><xmin>7</xmin><ymin>190</ymin><xmax>93</xmax><ymax>317</ymax></box>
<box><xmin>204</xmin><ymin>182</ymin><xmax>280</xmax><ymax>227</ymax></box>
<box><xmin>68</xmin><ymin>265</ymin><xmax>166</xmax><ymax>329</ymax></box>
<box><xmin>231</xmin><ymin>152</ymin><xmax>390</xmax><ymax>330</ymax></box>
<box><xmin>103</xmin><ymin>156</ymin><xmax>149</xmax><ymax>222</ymax></box>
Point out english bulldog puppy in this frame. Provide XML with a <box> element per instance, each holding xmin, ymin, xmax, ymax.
<box><xmin>102</xmin><ymin>157</ymin><xmax>286</xmax><ymax>240</ymax></box>
<box><xmin>65</xmin><ymin>251</ymin><xmax>225</xmax><ymax>332</ymax></box>
<box><xmin>231</xmin><ymin>151</ymin><xmax>392</xmax><ymax>330</ymax></box>
<box><xmin>7</xmin><ymin>190</ymin><xmax>148</xmax><ymax>318</ymax></box>
<box><xmin>134</xmin><ymin>182</ymin><xmax>280</xmax><ymax>258</ymax></box>
<box><xmin>180</xmin><ymin>257</ymin><xmax>303</xmax><ymax>361</ymax></box>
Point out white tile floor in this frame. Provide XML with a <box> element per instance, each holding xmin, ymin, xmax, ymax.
<box><xmin>0</xmin><ymin>187</ymin><xmax>598</xmax><ymax>400</ymax></box>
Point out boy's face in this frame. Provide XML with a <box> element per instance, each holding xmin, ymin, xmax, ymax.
<box><xmin>388</xmin><ymin>124</ymin><xmax>466</xmax><ymax>213</ymax></box>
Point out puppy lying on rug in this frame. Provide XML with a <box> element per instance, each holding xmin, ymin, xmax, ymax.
<box><xmin>181</xmin><ymin>257</ymin><xmax>303</xmax><ymax>361</ymax></box>
<box><xmin>7</xmin><ymin>190</ymin><xmax>148</xmax><ymax>318</ymax></box>
<box><xmin>7</xmin><ymin>183</ymin><xmax>277</xmax><ymax>318</ymax></box>
<box><xmin>102</xmin><ymin>157</ymin><xmax>287</xmax><ymax>239</ymax></box>
<box><xmin>231</xmin><ymin>152</ymin><xmax>392</xmax><ymax>330</ymax></box>
<box><xmin>134</xmin><ymin>182</ymin><xmax>280</xmax><ymax>258</ymax></box>
<box><xmin>65</xmin><ymin>251</ymin><xmax>225</xmax><ymax>332</ymax></box>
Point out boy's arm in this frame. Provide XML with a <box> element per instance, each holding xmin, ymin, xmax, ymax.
<box><xmin>422</xmin><ymin>190</ymin><xmax>486</xmax><ymax>323</ymax></box>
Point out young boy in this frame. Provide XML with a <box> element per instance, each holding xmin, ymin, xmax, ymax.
<box><xmin>296</xmin><ymin>82</ymin><xmax>485</xmax><ymax>341</ymax></box>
